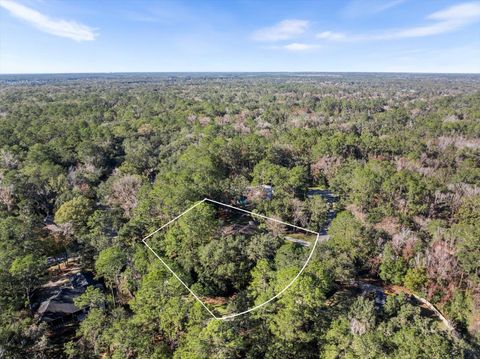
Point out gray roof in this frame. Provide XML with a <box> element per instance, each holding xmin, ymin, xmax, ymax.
<box><xmin>35</xmin><ymin>271</ymin><xmax>103</xmax><ymax>322</ymax></box>
<box><xmin>37</xmin><ymin>287</ymin><xmax>84</xmax><ymax>322</ymax></box>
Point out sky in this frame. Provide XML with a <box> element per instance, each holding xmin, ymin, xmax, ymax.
<box><xmin>0</xmin><ymin>0</ymin><xmax>479</xmax><ymax>74</ymax></box>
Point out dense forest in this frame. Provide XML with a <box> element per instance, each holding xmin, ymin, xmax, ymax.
<box><xmin>0</xmin><ymin>73</ymin><xmax>479</xmax><ymax>358</ymax></box>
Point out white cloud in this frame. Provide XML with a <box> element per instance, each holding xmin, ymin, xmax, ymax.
<box><xmin>282</xmin><ymin>43</ymin><xmax>321</xmax><ymax>51</ymax></box>
<box><xmin>252</xmin><ymin>19</ymin><xmax>309</xmax><ymax>41</ymax></box>
<box><xmin>342</xmin><ymin>0</ymin><xmax>406</xmax><ymax>18</ymax></box>
<box><xmin>319</xmin><ymin>2</ymin><xmax>480</xmax><ymax>41</ymax></box>
<box><xmin>316</xmin><ymin>31</ymin><xmax>346</xmax><ymax>41</ymax></box>
<box><xmin>0</xmin><ymin>0</ymin><xmax>97</xmax><ymax>41</ymax></box>
<box><xmin>429</xmin><ymin>2</ymin><xmax>480</xmax><ymax>22</ymax></box>
<box><xmin>387</xmin><ymin>1</ymin><xmax>480</xmax><ymax>39</ymax></box>
<box><xmin>374</xmin><ymin>0</ymin><xmax>406</xmax><ymax>13</ymax></box>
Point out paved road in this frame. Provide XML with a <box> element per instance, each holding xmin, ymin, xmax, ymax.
<box><xmin>284</xmin><ymin>235</ymin><xmax>312</xmax><ymax>247</ymax></box>
<box><xmin>284</xmin><ymin>234</ymin><xmax>330</xmax><ymax>247</ymax></box>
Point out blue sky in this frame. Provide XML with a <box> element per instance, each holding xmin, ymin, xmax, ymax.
<box><xmin>1</xmin><ymin>0</ymin><xmax>479</xmax><ymax>73</ymax></box>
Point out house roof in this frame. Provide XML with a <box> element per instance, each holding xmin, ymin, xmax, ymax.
<box><xmin>34</xmin><ymin>271</ymin><xmax>103</xmax><ymax>322</ymax></box>
<box><xmin>69</xmin><ymin>272</ymin><xmax>96</xmax><ymax>288</ymax></box>
<box><xmin>37</xmin><ymin>287</ymin><xmax>84</xmax><ymax>322</ymax></box>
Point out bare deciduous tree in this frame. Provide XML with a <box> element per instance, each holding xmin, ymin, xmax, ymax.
<box><xmin>0</xmin><ymin>150</ymin><xmax>19</xmax><ymax>169</ymax></box>
<box><xmin>426</xmin><ymin>240</ymin><xmax>459</xmax><ymax>285</ymax></box>
<box><xmin>291</xmin><ymin>198</ymin><xmax>308</xmax><ymax>227</ymax></box>
<box><xmin>108</xmin><ymin>174</ymin><xmax>142</xmax><ymax>218</ymax></box>
<box><xmin>311</xmin><ymin>156</ymin><xmax>341</xmax><ymax>182</ymax></box>
<box><xmin>265</xmin><ymin>215</ymin><xmax>286</xmax><ymax>237</ymax></box>
<box><xmin>0</xmin><ymin>184</ymin><xmax>14</xmax><ymax>211</ymax></box>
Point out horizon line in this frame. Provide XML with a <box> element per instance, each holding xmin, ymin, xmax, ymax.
<box><xmin>1</xmin><ymin>70</ymin><xmax>480</xmax><ymax>76</ymax></box>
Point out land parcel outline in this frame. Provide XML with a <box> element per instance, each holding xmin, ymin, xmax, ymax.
<box><xmin>142</xmin><ymin>198</ymin><xmax>321</xmax><ymax>320</ymax></box>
